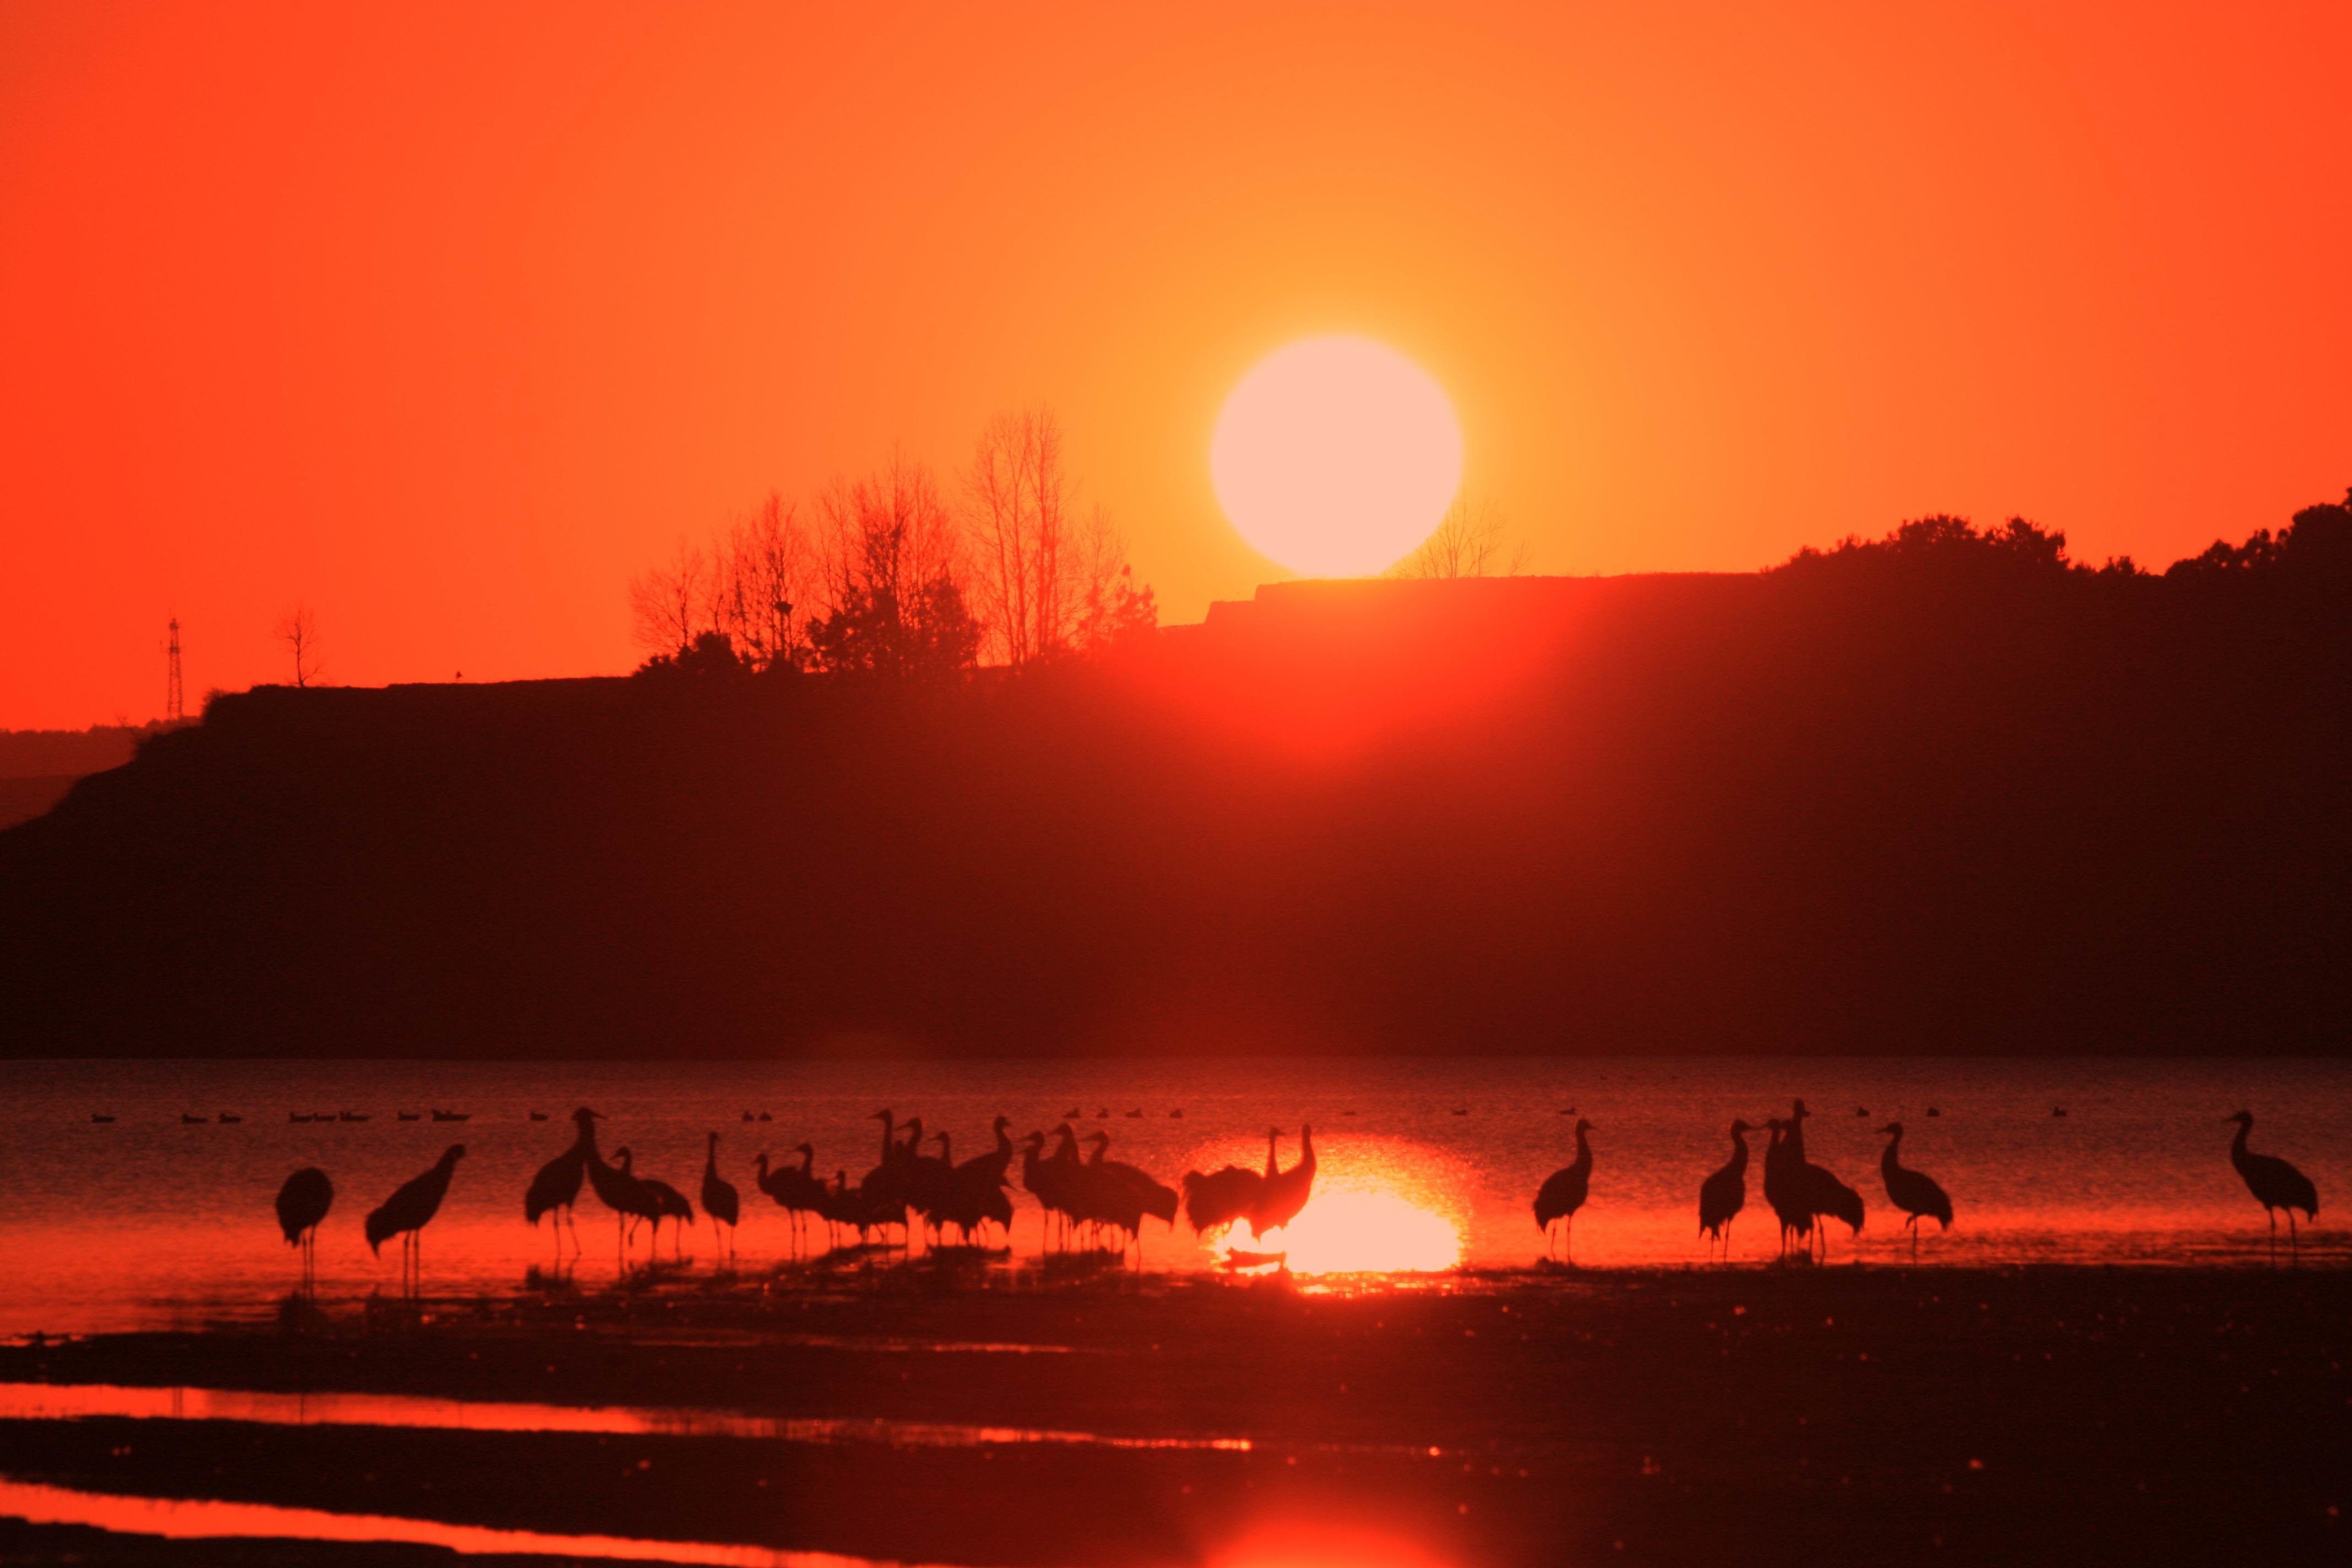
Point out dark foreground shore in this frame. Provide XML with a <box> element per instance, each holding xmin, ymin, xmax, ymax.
<box><xmin>2</xmin><ymin>1266</ymin><xmax>2344</xmax><ymax>1566</ymax></box>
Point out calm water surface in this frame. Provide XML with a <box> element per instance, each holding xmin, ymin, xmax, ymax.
<box><xmin>2</xmin><ymin>1057</ymin><xmax>2344</xmax><ymax>1333</ymax></box>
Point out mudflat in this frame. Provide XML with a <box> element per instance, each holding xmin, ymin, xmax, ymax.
<box><xmin>1</xmin><ymin>1266</ymin><xmax>2344</xmax><ymax>1566</ymax></box>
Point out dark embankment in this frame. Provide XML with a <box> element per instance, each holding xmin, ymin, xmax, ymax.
<box><xmin>2</xmin><ymin>500</ymin><xmax>2348</xmax><ymax>1058</ymax></box>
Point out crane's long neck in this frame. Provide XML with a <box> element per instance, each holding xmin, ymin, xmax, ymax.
<box><xmin>995</xmin><ymin>1120</ymin><xmax>1012</xmax><ymax>1157</ymax></box>
<box><xmin>1881</xmin><ymin>1134</ymin><xmax>1903</xmax><ymax>1179</ymax></box>
<box><xmin>705</xmin><ymin>1136</ymin><xmax>718</xmax><ymax>1178</ymax></box>
<box><xmin>937</xmin><ymin>1133</ymin><xmax>952</xmax><ymax>1164</ymax></box>
<box><xmin>2230</xmin><ymin>1119</ymin><xmax>2252</xmax><ymax>1170</ymax></box>
<box><xmin>1297</xmin><ymin>1126</ymin><xmax>1316</xmax><ymax>1173</ymax></box>
<box><xmin>799</xmin><ymin>1146</ymin><xmax>814</xmax><ymax>1175</ymax></box>
<box><xmin>1264</xmin><ymin>1131</ymin><xmax>1280</xmax><ymax>1178</ymax></box>
<box><xmin>1728</xmin><ymin>1128</ymin><xmax>1749</xmax><ymax>1175</ymax></box>
<box><xmin>1571</xmin><ymin>1126</ymin><xmax>1591</xmax><ymax>1175</ymax></box>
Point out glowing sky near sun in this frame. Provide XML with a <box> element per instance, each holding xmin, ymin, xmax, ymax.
<box><xmin>2</xmin><ymin>3</ymin><xmax>2349</xmax><ymax>725</ymax></box>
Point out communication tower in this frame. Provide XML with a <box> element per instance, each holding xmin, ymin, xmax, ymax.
<box><xmin>166</xmin><ymin>617</ymin><xmax>184</xmax><ymax>722</ymax></box>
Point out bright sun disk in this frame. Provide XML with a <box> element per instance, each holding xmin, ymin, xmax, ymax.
<box><xmin>1211</xmin><ymin>336</ymin><xmax>1463</xmax><ymax>577</ymax></box>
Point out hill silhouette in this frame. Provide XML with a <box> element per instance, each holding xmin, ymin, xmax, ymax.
<box><xmin>3</xmin><ymin>497</ymin><xmax>2347</xmax><ymax>1059</ymax></box>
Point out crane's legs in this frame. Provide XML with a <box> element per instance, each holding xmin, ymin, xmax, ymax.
<box><xmin>2288</xmin><ymin>1210</ymin><xmax>2299</xmax><ymax>1266</ymax></box>
<box><xmin>2267</xmin><ymin>1208</ymin><xmax>2278</xmax><ymax>1265</ymax></box>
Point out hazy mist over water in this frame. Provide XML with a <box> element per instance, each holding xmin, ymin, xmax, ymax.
<box><xmin>3</xmin><ymin>1057</ymin><xmax>2344</xmax><ymax>1334</ymax></box>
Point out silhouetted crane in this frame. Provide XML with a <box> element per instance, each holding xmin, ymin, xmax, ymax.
<box><xmin>275</xmin><ymin>1167</ymin><xmax>333</xmax><ymax>1294</ymax></box>
<box><xmin>2226</xmin><ymin>1110</ymin><xmax>2320</xmax><ymax>1264</ymax></box>
<box><xmin>701</xmin><ymin>1132</ymin><xmax>740</xmax><ymax>1266</ymax></box>
<box><xmin>1876</xmin><ymin>1123</ymin><xmax>1952</xmax><ymax>1258</ymax></box>
<box><xmin>1697</xmin><ymin>1119</ymin><xmax>1754</xmax><ymax>1261</ymax></box>
<box><xmin>860</xmin><ymin>1110</ymin><xmax>913</xmax><ymax>1247</ymax></box>
<box><xmin>1254</xmin><ymin>1124</ymin><xmax>1317</xmax><ymax>1238</ymax></box>
<box><xmin>1761</xmin><ymin>1118</ymin><xmax>1814</xmax><ymax>1260</ymax></box>
<box><xmin>583</xmin><ymin>1120</ymin><xmax>655</xmax><ymax>1268</ymax></box>
<box><xmin>755</xmin><ymin>1144</ymin><xmax>825</xmax><ymax>1253</ymax></box>
<box><xmin>1181</xmin><ymin>1128</ymin><xmax>1277</xmax><ymax>1236</ymax></box>
<box><xmin>900</xmin><ymin>1119</ymin><xmax>956</xmax><ymax>1248</ymax></box>
<box><xmin>1784</xmin><ymin>1099</ymin><xmax>1863</xmax><ymax>1259</ymax></box>
<box><xmin>1535</xmin><ymin>1118</ymin><xmax>1593</xmax><ymax>1263</ymax></box>
<box><xmin>1022</xmin><ymin>1130</ymin><xmax>1081</xmax><ymax>1252</ymax></box>
<box><xmin>627</xmin><ymin>1154</ymin><xmax>694</xmax><ymax>1261</ymax></box>
<box><xmin>365</xmin><ymin>1145</ymin><xmax>464</xmax><ymax>1298</ymax></box>
<box><xmin>524</xmin><ymin>1108</ymin><xmax>595</xmax><ymax>1261</ymax></box>
<box><xmin>1082</xmin><ymin>1130</ymin><xmax>1178</xmax><ymax>1262</ymax></box>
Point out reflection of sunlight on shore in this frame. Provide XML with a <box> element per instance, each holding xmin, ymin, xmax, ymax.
<box><xmin>1227</xmin><ymin>1185</ymin><xmax>1464</xmax><ymax>1275</ymax></box>
<box><xmin>1207</xmin><ymin>1518</ymin><xmax>1454</xmax><ymax>1568</ymax></box>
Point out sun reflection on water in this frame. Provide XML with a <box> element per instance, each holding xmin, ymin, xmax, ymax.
<box><xmin>1193</xmin><ymin>1134</ymin><xmax>1469</xmax><ymax>1276</ymax></box>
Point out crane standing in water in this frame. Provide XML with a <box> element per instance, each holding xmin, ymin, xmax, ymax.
<box><xmin>1876</xmin><ymin>1123</ymin><xmax>1953</xmax><ymax>1259</ymax></box>
<box><xmin>1253</xmin><ymin>1124</ymin><xmax>1317</xmax><ymax>1238</ymax></box>
<box><xmin>366</xmin><ymin>1145</ymin><xmax>465</xmax><ymax>1298</ymax></box>
<box><xmin>1181</xmin><ymin>1128</ymin><xmax>1278</xmax><ymax>1237</ymax></box>
<box><xmin>1761</xmin><ymin>1118</ymin><xmax>1814</xmax><ymax>1260</ymax></box>
<box><xmin>701</xmin><ymin>1132</ymin><xmax>740</xmax><ymax>1267</ymax></box>
<box><xmin>1534</xmin><ymin>1118</ymin><xmax>1594</xmax><ymax>1264</ymax></box>
<box><xmin>2225</xmin><ymin>1111</ymin><xmax>2320</xmax><ymax>1264</ymax></box>
<box><xmin>274</xmin><ymin>1167</ymin><xmax>334</xmax><ymax>1294</ymax></box>
<box><xmin>1697</xmin><ymin>1120</ymin><xmax>1754</xmax><ymax>1261</ymax></box>
<box><xmin>524</xmin><ymin>1108</ymin><xmax>596</xmax><ymax>1262</ymax></box>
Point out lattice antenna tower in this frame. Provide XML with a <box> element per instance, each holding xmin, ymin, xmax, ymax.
<box><xmin>165</xmin><ymin>617</ymin><xmax>184</xmax><ymax>722</ymax></box>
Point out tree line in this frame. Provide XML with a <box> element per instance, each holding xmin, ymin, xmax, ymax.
<box><xmin>629</xmin><ymin>410</ymin><xmax>1157</xmax><ymax>680</ymax></box>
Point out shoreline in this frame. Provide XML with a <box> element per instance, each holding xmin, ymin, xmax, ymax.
<box><xmin>2</xmin><ymin>1267</ymin><xmax>2344</xmax><ymax>1565</ymax></box>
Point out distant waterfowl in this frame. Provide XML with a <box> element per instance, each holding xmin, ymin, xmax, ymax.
<box><xmin>1876</xmin><ymin>1123</ymin><xmax>1952</xmax><ymax>1258</ymax></box>
<box><xmin>758</xmin><ymin>1112</ymin><xmax>772</xmax><ymax>1123</ymax></box>
<box><xmin>741</xmin><ymin>1110</ymin><xmax>755</xmax><ymax>1123</ymax></box>
<box><xmin>339</xmin><ymin>1111</ymin><xmax>368</xmax><ymax>1123</ymax></box>
<box><xmin>701</xmin><ymin>1133</ymin><xmax>739</xmax><ymax>1265</ymax></box>
<box><xmin>90</xmin><ymin>1113</ymin><xmax>114</xmax><ymax>1124</ymax></box>
<box><xmin>2052</xmin><ymin>1107</ymin><xmax>2067</xmax><ymax>1118</ymax></box>
<box><xmin>1697</xmin><ymin>1119</ymin><xmax>1755</xmax><ymax>1260</ymax></box>
<box><xmin>1926</xmin><ymin>1106</ymin><xmax>1941</xmax><ymax>1118</ymax></box>
<box><xmin>1124</xmin><ymin>1108</ymin><xmax>1144</xmax><ymax>1119</ymax></box>
<box><xmin>219</xmin><ymin>1112</ymin><xmax>243</xmax><ymax>1124</ymax></box>
<box><xmin>181</xmin><ymin>1114</ymin><xmax>206</xmax><ymax>1125</ymax></box>
<box><xmin>1534</xmin><ymin>1118</ymin><xmax>1593</xmax><ymax>1263</ymax></box>
<box><xmin>288</xmin><ymin>1113</ymin><xmax>312</xmax><ymax>1124</ymax></box>
<box><xmin>530</xmin><ymin>1110</ymin><xmax>549</xmax><ymax>1122</ymax></box>
<box><xmin>431</xmin><ymin>1110</ymin><xmax>469</xmax><ymax>1123</ymax></box>
<box><xmin>2225</xmin><ymin>1111</ymin><xmax>2319</xmax><ymax>1264</ymax></box>
<box><xmin>524</xmin><ymin>1108</ymin><xmax>595</xmax><ymax>1260</ymax></box>
<box><xmin>1061</xmin><ymin>1108</ymin><xmax>1080</xmax><ymax>1119</ymax></box>
<box><xmin>274</xmin><ymin>1167</ymin><xmax>334</xmax><ymax>1294</ymax></box>
<box><xmin>396</xmin><ymin>1110</ymin><xmax>421</xmax><ymax>1122</ymax></box>
<box><xmin>1169</xmin><ymin>1109</ymin><xmax>1184</xmax><ymax>1119</ymax></box>
<box><xmin>365</xmin><ymin>1145</ymin><xmax>464</xmax><ymax>1297</ymax></box>
<box><xmin>1854</xmin><ymin>1107</ymin><xmax>1869</xmax><ymax>1118</ymax></box>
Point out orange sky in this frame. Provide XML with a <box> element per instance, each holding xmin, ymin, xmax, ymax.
<box><xmin>3</xmin><ymin>2</ymin><xmax>2348</xmax><ymax>728</ymax></box>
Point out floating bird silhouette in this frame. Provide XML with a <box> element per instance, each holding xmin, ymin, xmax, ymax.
<box><xmin>1697</xmin><ymin>1119</ymin><xmax>1755</xmax><ymax>1260</ymax></box>
<box><xmin>2226</xmin><ymin>1111</ymin><xmax>2319</xmax><ymax>1264</ymax></box>
<box><xmin>396</xmin><ymin>1110</ymin><xmax>421</xmax><ymax>1122</ymax></box>
<box><xmin>91</xmin><ymin>1113</ymin><xmax>115</xmax><ymax>1124</ymax></box>
<box><xmin>1876</xmin><ymin>1123</ymin><xmax>1952</xmax><ymax>1258</ymax></box>
<box><xmin>1535</xmin><ymin>1118</ymin><xmax>1593</xmax><ymax>1263</ymax></box>
<box><xmin>1180</xmin><ymin>1128</ymin><xmax>1278</xmax><ymax>1235</ymax></box>
<box><xmin>701</xmin><ymin>1132</ymin><xmax>740</xmax><ymax>1266</ymax></box>
<box><xmin>181</xmin><ymin>1114</ymin><xmax>206</xmax><ymax>1125</ymax></box>
<box><xmin>524</xmin><ymin>1108</ymin><xmax>596</xmax><ymax>1260</ymax></box>
<box><xmin>365</xmin><ymin>1144</ymin><xmax>464</xmax><ymax>1297</ymax></box>
<box><xmin>219</xmin><ymin>1112</ymin><xmax>243</xmax><ymax>1124</ymax></box>
<box><xmin>275</xmin><ymin>1167</ymin><xmax>334</xmax><ymax>1294</ymax></box>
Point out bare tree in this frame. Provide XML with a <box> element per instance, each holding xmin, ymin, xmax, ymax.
<box><xmin>1393</xmin><ymin>494</ymin><xmax>1528</xmax><ymax>580</ymax></box>
<box><xmin>710</xmin><ymin>492</ymin><xmax>816</xmax><ymax>671</ymax></box>
<box><xmin>275</xmin><ymin>604</ymin><xmax>323</xmax><ymax>687</ymax></box>
<box><xmin>1071</xmin><ymin>503</ymin><xmax>1157</xmax><ymax>651</ymax></box>
<box><xmin>967</xmin><ymin>409</ymin><xmax>1075</xmax><ymax>668</ymax></box>
<box><xmin>808</xmin><ymin>453</ymin><xmax>981</xmax><ymax>677</ymax></box>
<box><xmin>629</xmin><ymin>538</ymin><xmax>710</xmax><ymax>658</ymax></box>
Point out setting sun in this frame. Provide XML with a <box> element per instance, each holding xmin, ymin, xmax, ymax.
<box><xmin>1211</xmin><ymin>336</ymin><xmax>1464</xmax><ymax>578</ymax></box>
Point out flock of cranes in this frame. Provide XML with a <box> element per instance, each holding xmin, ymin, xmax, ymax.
<box><xmin>268</xmin><ymin>1103</ymin><xmax>2324</xmax><ymax>1295</ymax></box>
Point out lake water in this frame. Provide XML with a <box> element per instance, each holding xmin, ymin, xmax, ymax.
<box><xmin>2</xmin><ymin>1057</ymin><xmax>2343</xmax><ymax>1333</ymax></box>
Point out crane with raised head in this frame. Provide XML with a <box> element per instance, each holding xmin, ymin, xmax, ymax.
<box><xmin>1876</xmin><ymin>1122</ymin><xmax>1952</xmax><ymax>1259</ymax></box>
<box><xmin>1697</xmin><ymin>1119</ymin><xmax>1754</xmax><ymax>1261</ymax></box>
<box><xmin>525</xmin><ymin>1108</ymin><xmax>596</xmax><ymax>1262</ymax></box>
<box><xmin>2226</xmin><ymin>1111</ymin><xmax>2319</xmax><ymax>1264</ymax></box>
<box><xmin>1181</xmin><ymin>1127</ymin><xmax>1277</xmax><ymax>1236</ymax></box>
<box><xmin>1535</xmin><ymin>1118</ymin><xmax>1593</xmax><ymax>1263</ymax></box>
<box><xmin>701</xmin><ymin>1132</ymin><xmax>740</xmax><ymax>1266</ymax></box>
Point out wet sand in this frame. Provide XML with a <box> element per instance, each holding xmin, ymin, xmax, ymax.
<box><xmin>1</xmin><ymin>1266</ymin><xmax>2345</xmax><ymax>1566</ymax></box>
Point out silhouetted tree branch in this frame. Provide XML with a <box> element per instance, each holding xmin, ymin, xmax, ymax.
<box><xmin>274</xmin><ymin>605</ymin><xmax>323</xmax><ymax>688</ymax></box>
